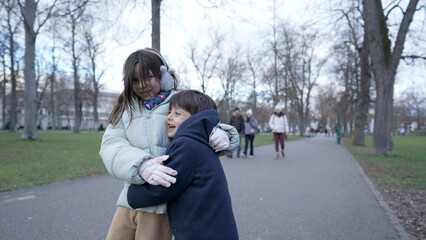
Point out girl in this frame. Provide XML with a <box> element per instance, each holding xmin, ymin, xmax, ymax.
<box><xmin>99</xmin><ymin>48</ymin><xmax>238</xmax><ymax>240</ymax></box>
<box><xmin>268</xmin><ymin>105</ymin><xmax>289</xmax><ymax>159</ymax></box>
<box><xmin>241</xmin><ymin>109</ymin><xmax>258</xmax><ymax>158</ymax></box>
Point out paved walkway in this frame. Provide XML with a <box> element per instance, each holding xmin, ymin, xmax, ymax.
<box><xmin>0</xmin><ymin>136</ymin><xmax>404</xmax><ymax>239</ymax></box>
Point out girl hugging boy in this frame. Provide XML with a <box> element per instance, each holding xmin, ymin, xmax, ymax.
<box><xmin>127</xmin><ymin>90</ymin><xmax>239</xmax><ymax>240</ymax></box>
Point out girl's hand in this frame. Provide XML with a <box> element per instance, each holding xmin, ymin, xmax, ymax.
<box><xmin>138</xmin><ymin>156</ymin><xmax>178</xmax><ymax>188</ymax></box>
<box><xmin>209</xmin><ymin>127</ymin><xmax>230</xmax><ymax>152</ymax></box>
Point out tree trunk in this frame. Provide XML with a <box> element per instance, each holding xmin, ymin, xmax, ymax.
<box><xmin>372</xmin><ymin>74</ymin><xmax>394</xmax><ymax>155</ymax></box>
<box><xmin>50</xmin><ymin>73</ymin><xmax>56</xmax><ymax>131</ymax></box>
<box><xmin>50</xmin><ymin>45</ymin><xmax>57</xmax><ymax>131</ymax></box>
<box><xmin>151</xmin><ymin>0</ymin><xmax>161</xmax><ymax>51</ymax></box>
<box><xmin>353</xmin><ymin>34</ymin><xmax>371</xmax><ymax>146</ymax></box>
<box><xmin>71</xmin><ymin>16</ymin><xmax>81</xmax><ymax>133</ymax></box>
<box><xmin>9</xmin><ymin>59</ymin><xmax>17</xmax><ymax>132</ymax></box>
<box><xmin>363</xmin><ymin>0</ymin><xmax>418</xmax><ymax>156</ymax></box>
<box><xmin>2</xmin><ymin>58</ymin><xmax>6</xmax><ymax>130</ymax></box>
<box><xmin>7</xmin><ymin>8</ymin><xmax>18</xmax><ymax>132</ymax></box>
<box><xmin>93</xmin><ymin>81</ymin><xmax>99</xmax><ymax>132</ymax></box>
<box><xmin>21</xmin><ymin>0</ymin><xmax>38</xmax><ymax>139</ymax></box>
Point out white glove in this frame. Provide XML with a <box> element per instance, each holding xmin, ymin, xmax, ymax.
<box><xmin>138</xmin><ymin>155</ymin><xmax>177</xmax><ymax>188</ymax></box>
<box><xmin>209</xmin><ymin>127</ymin><xmax>230</xmax><ymax>152</ymax></box>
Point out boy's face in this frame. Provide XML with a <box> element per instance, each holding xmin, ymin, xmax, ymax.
<box><xmin>166</xmin><ymin>106</ymin><xmax>192</xmax><ymax>138</ymax></box>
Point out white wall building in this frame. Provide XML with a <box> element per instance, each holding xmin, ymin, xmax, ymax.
<box><xmin>0</xmin><ymin>90</ymin><xmax>119</xmax><ymax>131</ymax></box>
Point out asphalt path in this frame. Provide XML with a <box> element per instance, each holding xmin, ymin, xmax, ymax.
<box><xmin>0</xmin><ymin>135</ymin><xmax>403</xmax><ymax>240</ymax></box>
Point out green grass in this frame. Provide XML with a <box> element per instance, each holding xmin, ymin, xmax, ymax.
<box><xmin>0</xmin><ymin>132</ymin><xmax>302</xmax><ymax>192</ymax></box>
<box><xmin>343</xmin><ymin>136</ymin><xmax>426</xmax><ymax>189</ymax></box>
<box><xmin>0</xmin><ymin>132</ymin><xmax>106</xmax><ymax>191</ymax></box>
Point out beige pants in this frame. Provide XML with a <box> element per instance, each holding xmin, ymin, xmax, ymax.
<box><xmin>106</xmin><ymin>206</ymin><xmax>172</xmax><ymax>240</ymax></box>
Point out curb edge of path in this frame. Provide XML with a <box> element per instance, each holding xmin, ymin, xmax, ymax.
<box><xmin>341</xmin><ymin>144</ymin><xmax>412</xmax><ymax>240</ymax></box>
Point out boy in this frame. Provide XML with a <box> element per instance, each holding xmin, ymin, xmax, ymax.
<box><xmin>127</xmin><ymin>90</ymin><xmax>239</xmax><ymax>240</ymax></box>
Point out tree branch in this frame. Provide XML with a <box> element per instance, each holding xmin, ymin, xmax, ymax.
<box><xmin>401</xmin><ymin>55</ymin><xmax>426</xmax><ymax>60</ymax></box>
<box><xmin>385</xmin><ymin>0</ymin><xmax>404</xmax><ymax>19</ymax></box>
<box><xmin>390</xmin><ymin>0</ymin><xmax>420</xmax><ymax>71</ymax></box>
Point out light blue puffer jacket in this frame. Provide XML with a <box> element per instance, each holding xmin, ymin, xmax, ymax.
<box><xmin>99</xmin><ymin>90</ymin><xmax>239</xmax><ymax>213</ymax></box>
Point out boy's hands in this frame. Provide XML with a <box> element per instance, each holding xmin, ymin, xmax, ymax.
<box><xmin>138</xmin><ymin>155</ymin><xmax>177</xmax><ymax>188</ymax></box>
<box><xmin>209</xmin><ymin>127</ymin><xmax>230</xmax><ymax>152</ymax></box>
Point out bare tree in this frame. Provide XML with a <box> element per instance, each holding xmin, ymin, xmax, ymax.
<box><xmin>330</xmin><ymin>41</ymin><xmax>359</xmax><ymax>138</ymax></box>
<box><xmin>44</xmin><ymin>16</ymin><xmax>61</xmax><ymax>131</ymax></box>
<box><xmin>362</xmin><ymin>0</ymin><xmax>420</xmax><ymax>156</ymax></box>
<box><xmin>270</xmin><ymin>0</ymin><xmax>280</xmax><ymax>107</ymax></box>
<box><xmin>60</xmin><ymin>0</ymin><xmax>89</xmax><ymax>133</ymax></box>
<box><xmin>402</xmin><ymin>87</ymin><xmax>425</xmax><ymax>130</ymax></box>
<box><xmin>281</xmin><ymin>27</ymin><xmax>325</xmax><ymax>136</ymax></box>
<box><xmin>188</xmin><ymin>32</ymin><xmax>223</xmax><ymax>94</ymax></box>
<box><xmin>276</xmin><ymin>21</ymin><xmax>298</xmax><ymax>114</ymax></box>
<box><xmin>216</xmin><ymin>45</ymin><xmax>245</xmax><ymax>122</ymax></box>
<box><xmin>246</xmin><ymin>50</ymin><xmax>264</xmax><ymax>116</ymax></box>
<box><xmin>353</xmin><ymin>24</ymin><xmax>371</xmax><ymax>145</ymax></box>
<box><xmin>55</xmin><ymin>74</ymin><xmax>73</xmax><ymax>129</ymax></box>
<box><xmin>336</xmin><ymin>2</ymin><xmax>372</xmax><ymax>145</ymax></box>
<box><xmin>150</xmin><ymin>0</ymin><xmax>241</xmax><ymax>51</ymax></box>
<box><xmin>84</xmin><ymin>27</ymin><xmax>105</xmax><ymax>131</ymax></box>
<box><xmin>315</xmin><ymin>83</ymin><xmax>338</xmax><ymax>133</ymax></box>
<box><xmin>18</xmin><ymin>0</ymin><xmax>57</xmax><ymax>139</ymax></box>
<box><xmin>1</xmin><ymin>0</ymin><xmax>21</xmax><ymax>132</ymax></box>
<box><xmin>48</xmin><ymin>42</ymin><xmax>59</xmax><ymax>131</ymax></box>
<box><xmin>0</xmin><ymin>44</ymin><xmax>7</xmax><ymax>130</ymax></box>
<box><xmin>35</xmin><ymin>59</ymin><xmax>49</xmax><ymax>118</ymax></box>
<box><xmin>393</xmin><ymin>99</ymin><xmax>413</xmax><ymax>135</ymax></box>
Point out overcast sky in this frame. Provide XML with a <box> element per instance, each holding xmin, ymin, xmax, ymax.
<box><xmin>100</xmin><ymin>0</ymin><xmax>425</xmax><ymax>100</ymax></box>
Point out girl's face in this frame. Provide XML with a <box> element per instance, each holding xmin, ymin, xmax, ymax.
<box><xmin>166</xmin><ymin>106</ymin><xmax>192</xmax><ymax>138</ymax></box>
<box><xmin>132</xmin><ymin>64</ymin><xmax>161</xmax><ymax>101</ymax></box>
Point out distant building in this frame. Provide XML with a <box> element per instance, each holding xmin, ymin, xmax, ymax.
<box><xmin>0</xmin><ymin>90</ymin><xmax>119</xmax><ymax>131</ymax></box>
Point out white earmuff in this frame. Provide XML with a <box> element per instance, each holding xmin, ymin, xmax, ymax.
<box><xmin>144</xmin><ymin>48</ymin><xmax>175</xmax><ymax>91</ymax></box>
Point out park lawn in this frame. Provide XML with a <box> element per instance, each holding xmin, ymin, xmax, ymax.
<box><xmin>0</xmin><ymin>132</ymin><xmax>302</xmax><ymax>192</ymax></box>
<box><xmin>343</xmin><ymin>136</ymin><xmax>426</xmax><ymax>189</ymax></box>
<box><xmin>0</xmin><ymin>132</ymin><xmax>106</xmax><ymax>191</ymax></box>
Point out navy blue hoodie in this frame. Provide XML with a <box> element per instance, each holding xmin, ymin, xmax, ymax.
<box><xmin>127</xmin><ymin>109</ymin><xmax>239</xmax><ymax>240</ymax></box>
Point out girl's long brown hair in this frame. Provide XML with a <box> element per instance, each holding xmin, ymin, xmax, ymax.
<box><xmin>107</xmin><ymin>48</ymin><xmax>178</xmax><ymax>126</ymax></box>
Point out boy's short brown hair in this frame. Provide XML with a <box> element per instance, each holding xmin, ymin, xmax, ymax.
<box><xmin>169</xmin><ymin>90</ymin><xmax>217</xmax><ymax>116</ymax></box>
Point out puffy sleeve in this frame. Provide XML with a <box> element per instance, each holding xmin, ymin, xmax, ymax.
<box><xmin>284</xmin><ymin>115</ymin><xmax>289</xmax><ymax>133</ymax></box>
<box><xmin>216</xmin><ymin>123</ymin><xmax>239</xmax><ymax>156</ymax></box>
<box><xmin>252</xmin><ymin>117</ymin><xmax>259</xmax><ymax>129</ymax></box>
<box><xmin>127</xmin><ymin>140</ymin><xmax>195</xmax><ymax>208</ymax></box>
<box><xmin>268</xmin><ymin>115</ymin><xmax>274</xmax><ymax>130</ymax></box>
<box><xmin>99</xmin><ymin>120</ymin><xmax>153</xmax><ymax>184</ymax></box>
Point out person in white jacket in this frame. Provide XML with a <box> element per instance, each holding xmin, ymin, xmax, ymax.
<box><xmin>268</xmin><ymin>105</ymin><xmax>289</xmax><ymax>159</ymax></box>
<box><xmin>99</xmin><ymin>48</ymin><xmax>238</xmax><ymax>240</ymax></box>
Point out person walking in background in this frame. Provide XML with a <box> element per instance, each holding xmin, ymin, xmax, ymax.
<box><xmin>326</xmin><ymin>124</ymin><xmax>331</xmax><ymax>137</ymax></box>
<box><xmin>268</xmin><ymin>105</ymin><xmax>289</xmax><ymax>159</ymax></box>
<box><xmin>241</xmin><ymin>109</ymin><xmax>258</xmax><ymax>158</ymax></box>
<box><xmin>227</xmin><ymin>107</ymin><xmax>245</xmax><ymax>158</ymax></box>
